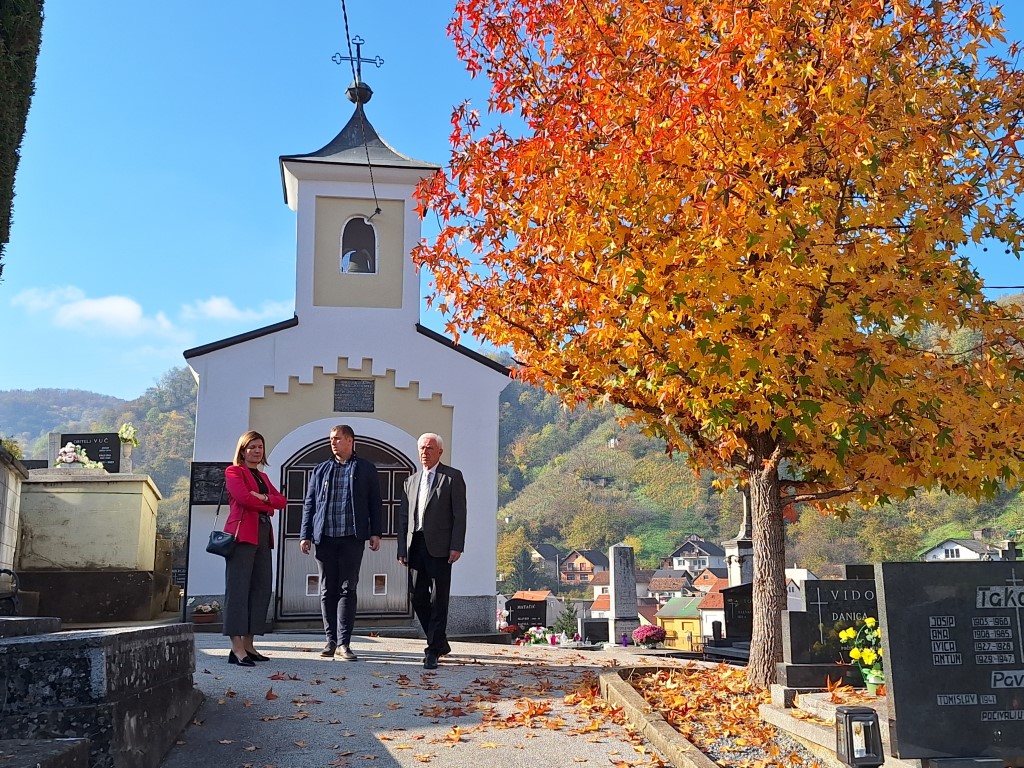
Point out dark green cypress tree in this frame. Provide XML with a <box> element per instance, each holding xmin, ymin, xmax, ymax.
<box><xmin>0</xmin><ymin>0</ymin><xmax>44</xmax><ymax>280</ymax></box>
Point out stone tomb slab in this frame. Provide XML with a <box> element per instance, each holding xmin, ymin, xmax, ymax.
<box><xmin>0</xmin><ymin>624</ymin><xmax>202</xmax><ymax>768</ymax></box>
<box><xmin>877</xmin><ymin>561</ymin><xmax>1024</xmax><ymax>765</ymax></box>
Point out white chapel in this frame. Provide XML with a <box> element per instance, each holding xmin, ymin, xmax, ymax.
<box><xmin>183</xmin><ymin>57</ymin><xmax>509</xmax><ymax>634</ymax></box>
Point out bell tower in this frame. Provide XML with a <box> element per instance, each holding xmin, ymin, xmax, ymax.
<box><xmin>279</xmin><ymin>37</ymin><xmax>439</xmax><ymax>322</ymax></box>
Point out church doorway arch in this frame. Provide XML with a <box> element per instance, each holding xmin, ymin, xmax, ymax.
<box><xmin>276</xmin><ymin>436</ymin><xmax>414</xmax><ymax>619</ymax></box>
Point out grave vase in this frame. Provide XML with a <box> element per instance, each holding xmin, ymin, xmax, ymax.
<box><xmin>861</xmin><ymin>667</ymin><xmax>885</xmax><ymax>695</ymax></box>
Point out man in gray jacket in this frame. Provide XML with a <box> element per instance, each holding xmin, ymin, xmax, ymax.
<box><xmin>397</xmin><ymin>432</ymin><xmax>467</xmax><ymax>669</ymax></box>
<box><xmin>300</xmin><ymin>425</ymin><xmax>382</xmax><ymax>661</ymax></box>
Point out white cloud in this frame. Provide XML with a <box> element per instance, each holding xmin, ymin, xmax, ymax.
<box><xmin>180</xmin><ymin>296</ymin><xmax>293</xmax><ymax>323</ymax></box>
<box><xmin>11</xmin><ymin>286</ymin><xmax>189</xmax><ymax>342</ymax></box>
<box><xmin>10</xmin><ymin>286</ymin><xmax>85</xmax><ymax>312</ymax></box>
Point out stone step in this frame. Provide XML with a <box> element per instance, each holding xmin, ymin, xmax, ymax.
<box><xmin>0</xmin><ymin>738</ymin><xmax>89</xmax><ymax>768</ymax></box>
<box><xmin>761</xmin><ymin>688</ymin><xmax>916</xmax><ymax>768</ymax></box>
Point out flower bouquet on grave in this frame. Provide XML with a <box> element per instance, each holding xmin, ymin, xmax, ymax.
<box><xmin>839</xmin><ymin>617</ymin><xmax>885</xmax><ymax>692</ymax></box>
<box><xmin>523</xmin><ymin>626</ymin><xmax>550</xmax><ymax>645</ymax></box>
<box><xmin>55</xmin><ymin>442</ymin><xmax>103</xmax><ymax>469</ymax></box>
<box><xmin>632</xmin><ymin>624</ymin><xmax>667</xmax><ymax>649</ymax></box>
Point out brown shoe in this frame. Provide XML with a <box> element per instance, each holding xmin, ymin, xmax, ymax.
<box><xmin>320</xmin><ymin>643</ymin><xmax>337</xmax><ymax>657</ymax></box>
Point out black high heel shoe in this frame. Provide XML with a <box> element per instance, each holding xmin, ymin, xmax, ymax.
<box><xmin>246</xmin><ymin>650</ymin><xmax>270</xmax><ymax>662</ymax></box>
<box><xmin>228</xmin><ymin>650</ymin><xmax>255</xmax><ymax>667</ymax></box>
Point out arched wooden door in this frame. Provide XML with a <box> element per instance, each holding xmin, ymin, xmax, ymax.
<box><xmin>276</xmin><ymin>437</ymin><xmax>414</xmax><ymax>619</ymax></box>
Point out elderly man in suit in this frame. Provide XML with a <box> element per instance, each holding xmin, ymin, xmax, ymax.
<box><xmin>397</xmin><ymin>432</ymin><xmax>467</xmax><ymax>670</ymax></box>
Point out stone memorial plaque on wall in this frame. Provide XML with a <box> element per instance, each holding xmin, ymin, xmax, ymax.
<box><xmin>61</xmin><ymin>432</ymin><xmax>120</xmax><ymax>473</ymax></box>
<box><xmin>334</xmin><ymin>379</ymin><xmax>375</xmax><ymax>413</ymax></box>
<box><xmin>507</xmin><ymin>598</ymin><xmax>547</xmax><ymax>629</ymax></box>
<box><xmin>189</xmin><ymin>462</ymin><xmax>231</xmax><ymax>505</ymax></box>
<box><xmin>878</xmin><ymin>561</ymin><xmax>1024</xmax><ymax>762</ymax></box>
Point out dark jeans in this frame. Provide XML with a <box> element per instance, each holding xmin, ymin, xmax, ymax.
<box><xmin>408</xmin><ymin>532</ymin><xmax>452</xmax><ymax>654</ymax></box>
<box><xmin>315</xmin><ymin>536</ymin><xmax>365</xmax><ymax>646</ymax></box>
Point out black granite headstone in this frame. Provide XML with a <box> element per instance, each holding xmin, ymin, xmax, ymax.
<box><xmin>790</xmin><ymin>579</ymin><xmax>878</xmax><ymax>663</ymax></box>
<box><xmin>722</xmin><ymin>582</ymin><xmax>753</xmax><ymax>640</ymax></box>
<box><xmin>844</xmin><ymin>564</ymin><xmax>875</xmax><ymax>580</ymax></box>
<box><xmin>877</xmin><ymin>561</ymin><xmax>1024</xmax><ymax>763</ymax></box>
<box><xmin>506</xmin><ymin>598</ymin><xmax>547</xmax><ymax>629</ymax></box>
<box><xmin>580</xmin><ymin>618</ymin><xmax>609</xmax><ymax>643</ymax></box>
<box><xmin>61</xmin><ymin>432</ymin><xmax>120</xmax><ymax>473</ymax></box>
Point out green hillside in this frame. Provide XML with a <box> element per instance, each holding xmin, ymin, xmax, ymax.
<box><xmin>3</xmin><ymin>365</ymin><xmax>1022</xmax><ymax>576</ymax></box>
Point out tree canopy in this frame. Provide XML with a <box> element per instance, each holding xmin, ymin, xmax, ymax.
<box><xmin>417</xmin><ymin>0</ymin><xmax>1024</xmax><ymax>686</ymax></box>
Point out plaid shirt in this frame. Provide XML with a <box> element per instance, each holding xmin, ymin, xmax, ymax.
<box><xmin>323</xmin><ymin>456</ymin><xmax>357</xmax><ymax>538</ymax></box>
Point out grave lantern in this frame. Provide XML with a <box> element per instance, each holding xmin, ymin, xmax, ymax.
<box><xmin>835</xmin><ymin>706</ymin><xmax>884</xmax><ymax>768</ymax></box>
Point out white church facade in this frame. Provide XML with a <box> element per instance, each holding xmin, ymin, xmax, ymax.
<box><xmin>183</xmin><ymin>69</ymin><xmax>509</xmax><ymax>634</ymax></box>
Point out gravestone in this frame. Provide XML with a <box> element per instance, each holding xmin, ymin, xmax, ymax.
<box><xmin>59</xmin><ymin>432</ymin><xmax>120</xmax><ymax>473</ymax></box>
<box><xmin>608</xmin><ymin>543</ymin><xmax>640</xmax><ymax>644</ymax></box>
<box><xmin>878</xmin><ymin>561</ymin><xmax>1024</xmax><ymax>763</ymax></box>
<box><xmin>506</xmin><ymin>598</ymin><xmax>547</xmax><ymax>629</ymax></box>
<box><xmin>722</xmin><ymin>582</ymin><xmax>753</xmax><ymax>640</ymax></box>
<box><xmin>776</xmin><ymin>578</ymin><xmax>877</xmax><ymax>688</ymax></box>
<box><xmin>580</xmin><ymin>617</ymin><xmax>609</xmax><ymax>644</ymax></box>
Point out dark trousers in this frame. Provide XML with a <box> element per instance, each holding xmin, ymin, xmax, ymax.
<box><xmin>315</xmin><ymin>536</ymin><xmax>365</xmax><ymax>646</ymax></box>
<box><xmin>223</xmin><ymin>517</ymin><xmax>272</xmax><ymax>637</ymax></box>
<box><xmin>408</xmin><ymin>532</ymin><xmax>452</xmax><ymax>653</ymax></box>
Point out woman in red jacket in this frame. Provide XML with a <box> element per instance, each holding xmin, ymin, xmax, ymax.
<box><xmin>223</xmin><ymin>430</ymin><xmax>286</xmax><ymax>666</ymax></box>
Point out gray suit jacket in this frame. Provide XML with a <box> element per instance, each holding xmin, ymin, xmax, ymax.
<box><xmin>397</xmin><ymin>463</ymin><xmax>467</xmax><ymax>559</ymax></box>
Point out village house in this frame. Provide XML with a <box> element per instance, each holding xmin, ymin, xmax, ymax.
<box><xmin>559</xmin><ymin>549</ymin><xmax>609</xmax><ymax>587</ymax></box>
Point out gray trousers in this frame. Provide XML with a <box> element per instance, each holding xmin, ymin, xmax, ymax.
<box><xmin>223</xmin><ymin>517</ymin><xmax>272</xmax><ymax>636</ymax></box>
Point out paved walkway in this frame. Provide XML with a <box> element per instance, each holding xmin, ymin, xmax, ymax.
<box><xmin>160</xmin><ymin>632</ymin><xmax>671</xmax><ymax>768</ymax></box>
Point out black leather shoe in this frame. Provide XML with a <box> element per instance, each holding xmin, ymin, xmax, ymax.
<box><xmin>320</xmin><ymin>643</ymin><xmax>337</xmax><ymax>658</ymax></box>
<box><xmin>228</xmin><ymin>650</ymin><xmax>255</xmax><ymax>667</ymax></box>
<box><xmin>438</xmin><ymin>641</ymin><xmax>452</xmax><ymax>657</ymax></box>
<box><xmin>424</xmin><ymin>651</ymin><xmax>438</xmax><ymax>670</ymax></box>
<box><xmin>246</xmin><ymin>650</ymin><xmax>270</xmax><ymax>662</ymax></box>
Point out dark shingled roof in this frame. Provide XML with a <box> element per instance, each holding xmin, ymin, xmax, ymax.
<box><xmin>280</xmin><ymin>103</ymin><xmax>439</xmax><ymax>171</ymax></box>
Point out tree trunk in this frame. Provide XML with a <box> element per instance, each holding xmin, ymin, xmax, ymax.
<box><xmin>746</xmin><ymin>465</ymin><xmax>786</xmax><ymax>689</ymax></box>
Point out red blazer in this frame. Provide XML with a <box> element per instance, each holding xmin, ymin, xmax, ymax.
<box><xmin>224</xmin><ymin>464</ymin><xmax>286</xmax><ymax>547</ymax></box>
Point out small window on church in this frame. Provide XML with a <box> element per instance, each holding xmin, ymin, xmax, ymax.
<box><xmin>340</xmin><ymin>216</ymin><xmax>377</xmax><ymax>274</ymax></box>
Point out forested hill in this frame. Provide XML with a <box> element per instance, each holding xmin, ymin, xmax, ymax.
<box><xmin>0</xmin><ymin>368</ymin><xmax>199</xmax><ymax>555</ymax></box>
<box><xmin>3</xmin><ymin>359</ymin><xmax>1024</xmax><ymax>575</ymax></box>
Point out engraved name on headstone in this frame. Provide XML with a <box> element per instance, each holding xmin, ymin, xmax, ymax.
<box><xmin>506</xmin><ymin>598</ymin><xmax>547</xmax><ymax>629</ymax></box>
<box><xmin>878</xmin><ymin>561</ymin><xmax>1024</xmax><ymax>762</ymax></box>
<box><xmin>61</xmin><ymin>432</ymin><xmax>120</xmax><ymax>473</ymax></box>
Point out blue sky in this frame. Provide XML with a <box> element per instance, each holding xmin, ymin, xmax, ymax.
<box><xmin>3</xmin><ymin>1</ymin><xmax>1023</xmax><ymax>400</ymax></box>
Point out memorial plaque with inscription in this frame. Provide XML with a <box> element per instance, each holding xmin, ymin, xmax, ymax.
<box><xmin>878</xmin><ymin>561</ymin><xmax>1024</xmax><ymax>764</ymax></box>
<box><xmin>334</xmin><ymin>379</ymin><xmax>375</xmax><ymax>413</ymax></box>
<box><xmin>189</xmin><ymin>462</ymin><xmax>231</xmax><ymax>505</ymax></box>
<box><xmin>61</xmin><ymin>432</ymin><xmax>120</xmax><ymax>473</ymax></box>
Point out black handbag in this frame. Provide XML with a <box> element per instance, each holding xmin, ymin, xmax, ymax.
<box><xmin>205</xmin><ymin>483</ymin><xmax>236</xmax><ymax>558</ymax></box>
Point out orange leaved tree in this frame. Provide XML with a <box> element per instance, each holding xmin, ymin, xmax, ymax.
<box><xmin>415</xmin><ymin>0</ymin><xmax>1024</xmax><ymax>687</ymax></box>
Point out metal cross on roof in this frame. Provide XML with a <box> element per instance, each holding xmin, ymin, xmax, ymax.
<box><xmin>332</xmin><ymin>36</ymin><xmax>384</xmax><ymax>85</ymax></box>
